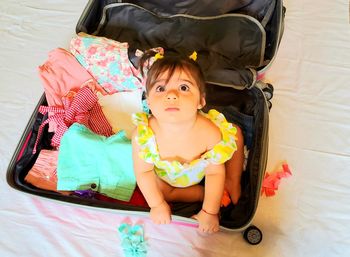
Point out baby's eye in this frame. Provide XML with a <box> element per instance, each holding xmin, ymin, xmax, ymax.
<box><xmin>179</xmin><ymin>84</ymin><xmax>190</xmax><ymax>91</ymax></box>
<box><xmin>155</xmin><ymin>85</ymin><xmax>165</xmax><ymax>92</ymax></box>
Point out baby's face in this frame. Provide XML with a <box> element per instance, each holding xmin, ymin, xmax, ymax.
<box><xmin>147</xmin><ymin>68</ymin><xmax>204</xmax><ymax>124</ymax></box>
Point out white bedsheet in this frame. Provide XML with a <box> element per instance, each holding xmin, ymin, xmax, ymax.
<box><xmin>1</xmin><ymin>0</ymin><xmax>350</xmax><ymax>256</ymax></box>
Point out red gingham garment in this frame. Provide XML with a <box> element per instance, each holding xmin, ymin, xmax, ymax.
<box><xmin>33</xmin><ymin>86</ymin><xmax>113</xmax><ymax>154</ymax></box>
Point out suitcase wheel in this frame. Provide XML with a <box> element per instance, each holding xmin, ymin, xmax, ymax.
<box><xmin>267</xmin><ymin>101</ymin><xmax>272</xmax><ymax>110</ymax></box>
<box><xmin>243</xmin><ymin>225</ymin><xmax>263</xmax><ymax>245</ymax></box>
<box><xmin>262</xmin><ymin>83</ymin><xmax>274</xmax><ymax>100</ymax></box>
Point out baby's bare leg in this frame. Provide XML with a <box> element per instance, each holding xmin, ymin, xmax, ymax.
<box><xmin>156</xmin><ymin>177</ymin><xmax>204</xmax><ymax>203</ymax></box>
<box><xmin>225</xmin><ymin>125</ymin><xmax>244</xmax><ymax>204</ymax></box>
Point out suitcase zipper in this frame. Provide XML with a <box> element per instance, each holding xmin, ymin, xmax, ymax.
<box><xmin>206</xmin><ymin>68</ymin><xmax>257</xmax><ymax>90</ymax></box>
<box><xmin>257</xmin><ymin>0</ymin><xmax>284</xmax><ymax>75</ymax></box>
<box><xmin>94</xmin><ymin>2</ymin><xmax>266</xmax><ymax>67</ymax></box>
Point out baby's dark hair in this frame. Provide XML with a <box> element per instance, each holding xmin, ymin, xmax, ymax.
<box><xmin>139</xmin><ymin>50</ymin><xmax>206</xmax><ymax>97</ymax></box>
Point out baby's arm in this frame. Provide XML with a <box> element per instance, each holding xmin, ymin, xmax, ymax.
<box><xmin>131</xmin><ymin>131</ymin><xmax>171</xmax><ymax>224</ymax></box>
<box><xmin>195</xmin><ymin>163</ymin><xmax>225</xmax><ymax>233</ymax></box>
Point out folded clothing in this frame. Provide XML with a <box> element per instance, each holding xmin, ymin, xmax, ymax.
<box><xmin>24</xmin><ymin>149</ymin><xmax>69</xmax><ymax>195</ymax></box>
<box><xmin>57</xmin><ymin>123</ymin><xmax>136</xmax><ymax>201</ymax></box>
<box><xmin>33</xmin><ymin>85</ymin><xmax>113</xmax><ymax>154</ymax></box>
<box><xmin>38</xmin><ymin>48</ymin><xmax>95</xmax><ymax>107</ymax></box>
<box><xmin>98</xmin><ymin>90</ymin><xmax>143</xmax><ymax>139</ymax></box>
<box><xmin>70</xmin><ymin>32</ymin><xmax>144</xmax><ymax>94</ymax></box>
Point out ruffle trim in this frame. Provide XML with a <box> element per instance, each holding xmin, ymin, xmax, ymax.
<box><xmin>132</xmin><ymin>109</ymin><xmax>237</xmax><ymax>172</ymax></box>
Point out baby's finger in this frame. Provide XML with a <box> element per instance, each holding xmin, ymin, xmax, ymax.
<box><xmin>160</xmin><ymin>217</ymin><xmax>170</xmax><ymax>224</ymax></box>
<box><xmin>205</xmin><ymin>228</ymin><xmax>213</xmax><ymax>234</ymax></box>
<box><xmin>210</xmin><ymin>227</ymin><xmax>219</xmax><ymax>234</ymax></box>
<box><xmin>198</xmin><ymin>226</ymin><xmax>208</xmax><ymax>233</ymax></box>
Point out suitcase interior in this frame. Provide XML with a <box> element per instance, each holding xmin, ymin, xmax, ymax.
<box><xmin>6</xmin><ymin>0</ymin><xmax>284</xmax><ymax>230</ymax></box>
<box><xmin>7</xmin><ymin>85</ymin><xmax>269</xmax><ymax>229</ymax></box>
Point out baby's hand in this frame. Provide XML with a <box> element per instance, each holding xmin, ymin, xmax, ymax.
<box><xmin>194</xmin><ymin>209</ymin><xmax>219</xmax><ymax>233</ymax></box>
<box><xmin>150</xmin><ymin>201</ymin><xmax>171</xmax><ymax>224</ymax></box>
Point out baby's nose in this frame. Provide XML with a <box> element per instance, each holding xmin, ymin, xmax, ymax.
<box><xmin>166</xmin><ymin>90</ymin><xmax>178</xmax><ymax>100</ymax></box>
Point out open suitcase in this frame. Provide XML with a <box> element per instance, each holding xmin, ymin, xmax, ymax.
<box><xmin>7</xmin><ymin>0</ymin><xmax>285</xmax><ymax>245</ymax></box>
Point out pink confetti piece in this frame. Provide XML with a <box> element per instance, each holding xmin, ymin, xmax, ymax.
<box><xmin>261</xmin><ymin>162</ymin><xmax>292</xmax><ymax>197</ymax></box>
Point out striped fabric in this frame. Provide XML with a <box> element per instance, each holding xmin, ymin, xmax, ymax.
<box><xmin>33</xmin><ymin>86</ymin><xmax>113</xmax><ymax>154</ymax></box>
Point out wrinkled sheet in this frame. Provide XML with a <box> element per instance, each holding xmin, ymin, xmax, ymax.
<box><xmin>1</xmin><ymin>0</ymin><xmax>350</xmax><ymax>256</ymax></box>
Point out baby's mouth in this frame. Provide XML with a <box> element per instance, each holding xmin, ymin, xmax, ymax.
<box><xmin>165</xmin><ymin>107</ymin><xmax>180</xmax><ymax>111</ymax></box>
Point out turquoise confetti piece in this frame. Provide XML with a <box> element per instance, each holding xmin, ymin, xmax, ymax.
<box><xmin>118</xmin><ymin>223</ymin><xmax>147</xmax><ymax>257</ymax></box>
<box><xmin>142</xmin><ymin>99</ymin><xmax>150</xmax><ymax>113</ymax></box>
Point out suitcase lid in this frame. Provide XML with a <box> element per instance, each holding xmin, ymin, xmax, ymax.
<box><xmin>77</xmin><ymin>3</ymin><xmax>265</xmax><ymax>88</ymax></box>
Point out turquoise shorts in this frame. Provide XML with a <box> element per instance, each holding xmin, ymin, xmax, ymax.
<box><xmin>57</xmin><ymin>123</ymin><xmax>136</xmax><ymax>201</ymax></box>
